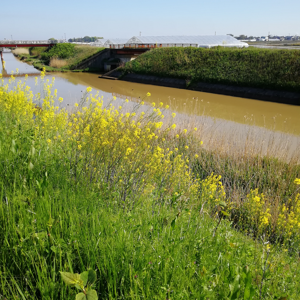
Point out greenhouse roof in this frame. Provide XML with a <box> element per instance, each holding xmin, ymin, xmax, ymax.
<box><xmin>104</xmin><ymin>38</ymin><xmax>130</xmax><ymax>45</ymax></box>
<box><xmin>126</xmin><ymin>35</ymin><xmax>248</xmax><ymax>47</ymax></box>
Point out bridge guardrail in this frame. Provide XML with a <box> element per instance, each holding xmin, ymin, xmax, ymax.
<box><xmin>0</xmin><ymin>40</ymin><xmax>60</xmax><ymax>45</ymax></box>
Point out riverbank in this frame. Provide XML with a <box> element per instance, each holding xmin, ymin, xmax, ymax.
<box><xmin>1</xmin><ymin>73</ymin><xmax>300</xmax><ymax>299</ymax></box>
<box><xmin>12</xmin><ymin>44</ymin><xmax>105</xmax><ymax>72</ymax></box>
<box><xmin>114</xmin><ymin>47</ymin><xmax>300</xmax><ymax>105</ymax></box>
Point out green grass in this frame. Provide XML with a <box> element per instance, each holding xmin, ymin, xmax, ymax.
<box><xmin>2</xmin><ymin>187</ymin><xmax>300</xmax><ymax>299</ymax></box>
<box><xmin>1</xmin><ymin>77</ymin><xmax>300</xmax><ymax>299</ymax></box>
<box><xmin>121</xmin><ymin>47</ymin><xmax>300</xmax><ymax>94</ymax></box>
<box><xmin>20</xmin><ymin>44</ymin><xmax>105</xmax><ymax>72</ymax></box>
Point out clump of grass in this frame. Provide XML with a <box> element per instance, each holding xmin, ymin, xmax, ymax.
<box><xmin>12</xmin><ymin>47</ymin><xmax>29</xmax><ymax>55</ymax></box>
<box><xmin>49</xmin><ymin>57</ymin><xmax>68</xmax><ymax>68</ymax></box>
<box><xmin>29</xmin><ymin>46</ymin><xmax>48</xmax><ymax>57</ymax></box>
<box><xmin>1</xmin><ymin>71</ymin><xmax>300</xmax><ymax>299</ymax></box>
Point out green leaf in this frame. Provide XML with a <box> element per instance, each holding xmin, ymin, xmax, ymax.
<box><xmin>86</xmin><ymin>289</ymin><xmax>98</xmax><ymax>300</ymax></box>
<box><xmin>60</xmin><ymin>272</ymin><xmax>83</xmax><ymax>287</ymax></box>
<box><xmin>76</xmin><ymin>293</ymin><xmax>86</xmax><ymax>300</ymax></box>
<box><xmin>80</xmin><ymin>271</ymin><xmax>89</xmax><ymax>286</ymax></box>
<box><xmin>171</xmin><ymin>218</ymin><xmax>176</xmax><ymax>229</ymax></box>
<box><xmin>88</xmin><ymin>270</ymin><xmax>97</xmax><ymax>285</ymax></box>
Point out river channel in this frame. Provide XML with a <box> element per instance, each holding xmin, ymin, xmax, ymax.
<box><xmin>1</xmin><ymin>51</ymin><xmax>300</xmax><ymax>162</ymax></box>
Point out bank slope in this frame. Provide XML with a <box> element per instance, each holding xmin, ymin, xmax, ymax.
<box><xmin>119</xmin><ymin>47</ymin><xmax>300</xmax><ymax>104</ymax></box>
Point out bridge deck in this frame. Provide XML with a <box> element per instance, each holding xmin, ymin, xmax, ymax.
<box><xmin>0</xmin><ymin>40</ymin><xmax>56</xmax><ymax>48</ymax></box>
<box><xmin>0</xmin><ymin>44</ymin><xmax>53</xmax><ymax>48</ymax></box>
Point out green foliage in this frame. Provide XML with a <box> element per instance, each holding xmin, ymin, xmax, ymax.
<box><xmin>60</xmin><ymin>270</ymin><xmax>98</xmax><ymax>299</ymax></box>
<box><xmin>0</xmin><ymin>76</ymin><xmax>300</xmax><ymax>299</ymax></box>
<box><xmin>68</xmin><ymin>36</ymin><xmax>103</xmax><ymax>43</ymax></box>
<box><xmin>29</xmin><ymin>47</ymin><xmax>48</xmax><ymax>57</ymax></box>
<box><xmin>122</xmin><ymin>47</ymin><xmax>300</xmax><ymax>92</ymax></box>
<box><xmin>41</xmin><ymin>43</ymin><xmax>75</xmax><ymax>63</ymax></box>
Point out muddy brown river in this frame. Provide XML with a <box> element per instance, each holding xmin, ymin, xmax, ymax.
<box><xmin>1</xmin><ymin>51</ymin><xmax>300</xmax><ymax>162</ymax></box>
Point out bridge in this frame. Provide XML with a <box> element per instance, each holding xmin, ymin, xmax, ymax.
<box><xmin>0</xmin><ymin>40</ymin><xmax>57</xmax><ymax>48</ymax></box>
<box><xmin>0</xmin><ymin>40</ymin><xmax>58</xmax><ymax>61</ymax></box>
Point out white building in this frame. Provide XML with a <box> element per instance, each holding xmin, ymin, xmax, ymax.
<box><xmin>125</xmin><ymin>35</ymin><xmax>248</xmax><ymax>48</ymax></box>
<box><xmin>104</xmin><ymin>39</ymin><xmax>130</xmax><ymax>49</ymax></box>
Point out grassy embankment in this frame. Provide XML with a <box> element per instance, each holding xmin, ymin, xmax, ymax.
<box><xmin>13</xmin><ymin>43</ymin><xmax>105</xmax><ymax>72</ymax></box>
<box><xmin>1</xmin><ymin>69</ymin><xmax>300</xmax><ymax>299</ymax></box>
<box><xmin>121</xmin><ymin>47</ymin><xmax>300</xmax><ymax>94</ymax></box>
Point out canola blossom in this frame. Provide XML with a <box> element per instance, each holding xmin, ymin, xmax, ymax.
<box><xmin>0</xmin><ymin>71</ymin><xmax>204</xmax><ymax>207</ymax></box>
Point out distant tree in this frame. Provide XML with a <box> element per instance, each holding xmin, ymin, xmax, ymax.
<box><xmin>49</xmin><ymin>37</ymin><xmax>58</xmax><ymax>43</ymax></box>
<box><xmin>237</xmin><ymin>35</ymin><xmax>247</xmax><ymax>40</ymax></box>
<box><xmin>67</xmin><ymin>36</ymin><xmax>103</xmax><ymax>43</ymax></box>
<box><xmin>227</xmin><ymin>34</ymin><xmax>234</xmax><ymax>37</ymax></box>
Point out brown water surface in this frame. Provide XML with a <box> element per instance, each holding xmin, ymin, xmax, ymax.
<box><xmin>1</xmin><ymin>51</ymin><xmax>300</xmax><ymax>161</ymax></box>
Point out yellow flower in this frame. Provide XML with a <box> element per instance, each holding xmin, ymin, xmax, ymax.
<box><xmin>159</xmin><ymin>102</ymin><xmax>163</xmax><ymax>107</ymax></box>
<box><xmin>147</xmin><ymin>92</ymin><xmax>151</xmax><ymax>97</ymax></box>
<box><xmin>185</xmin><ymin>146</ymin><xmax>189</xmax><ymax>150</ymax></box>
<box><xmin>58</xmin><ymin>97</ymin><xmax>63</xmax><ymax>102</ymax></box>
<box><xmin>47</xmin><ymin>139</ymin><xmax>51</xmax><ymax>144</ymax></box>
<box><xmin>200</xmin><ymin>141</ymin><xmax>203</xmax><ymax>145</ymax></box>
<box><xmin>176</xmin><ymin>134</ymin><xmax>179</xmax><ymax>138</ymax></box>
<box><xmin>195</xmin><ymin>154</ymin><xmax>199</xmax><ymax>159</ymax></box>
<box><xmin>294</xmin><ymin>178</ymin><xmax>300</xmax><ymax>185</ymax></box>
<box><xmin>125</xmin><ymin>99</ymin><xmax>129</xmax><ymax>103</ymax></box>
<box><xmin>78</xmin><ymin>144</ymin><xmax>82</xmax><ymax>150</ymax></box>
<box><xmin>113</xmin><ymin>96</ymin><xmax>116</xmax><ymax>100</ymax></box>
<box><xmin>152</xmin><ymin>102</ymin><xmax>156</xmax><ymax>107</ymax></box>
<box><xmin>86</xmin><ymin>87</ymin><xmax>92</xmax><ymax>93</ymax></box>
<box><xmin>183</xmin><ymin>129</ymin><xmax>187</xmax><ymax>134</ymax></box>
<box><xmin>172</xmin><ymin>113</ymin><xmax>176</xmax><ymax>118</ymax></box>
<box><xmin>171</xmin><ymin>124</ymin><xmax>176</xmax><ymax>129</ymax></box>
<box><xmin>165</xmin><ymin>105</ymin><xmax>169</xmax><ymax>109</ymax></box>
<box><xmin>194</xmin><ymin>127</ymin><xmax>197</xmax><ymax>131</ymax></box>
<box><xmin>75</xmin><ymin>103</ymin><xmax>78</xmax><ymax>107</ymax></box>
<box><xmin>141</xmin><ymin>101</ymin><xmax>144</xmax><ymax>105</ymax></box>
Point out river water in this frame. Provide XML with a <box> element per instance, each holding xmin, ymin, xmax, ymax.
<box><xmin>1</xmin><ymin>51</ymin><xmax>300</xmax><ymax>162</ymax></box>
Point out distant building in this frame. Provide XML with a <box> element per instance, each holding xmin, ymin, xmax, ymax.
<box><xmin>104</xmin><ymin>39</ymin><xmax>130</xmax><ymax>49</ymax></box>
<box><xmin>125</xmin><ymin>35</ymin><xmax>248</xmax><ymax>49</ymax></box>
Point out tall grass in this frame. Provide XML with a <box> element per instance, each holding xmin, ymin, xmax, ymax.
<box><xmin>1</xmin><ymin>70</ymin><xmax>300</xmax><ymax>299</ymax></box>
<box><xmin>29</xmin><ymin>44</ymin><xmax>105</xmax><ymax>70</ymax></box>
<box><xmin>49</xmin><ymin>58</ymin><xmax>68</xmax><ymax>68</ymax></box>
<box><xmin>12</xmin><ymin>48</ymin><xmax>29</xmax><ymax>55</ymax></box>
<box><xmin>121</xmin><ymin>47</ymin><xmax>300</xmax><ymax>93</ymax></box>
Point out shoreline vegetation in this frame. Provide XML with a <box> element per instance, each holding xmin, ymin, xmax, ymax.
<box><xmin>118</xmin><ymin>47</ymin><xmax>300</xmax><ymax>105</ymax></box>
<box><xmin>0</xmin><ymin>69</ymin><xmax>300</xmax><ymax>299</ymax></box>
<box><xmin>12</xmin><ymin>44</ymin><xmax>105</xmax><ymax>73</ymax></box>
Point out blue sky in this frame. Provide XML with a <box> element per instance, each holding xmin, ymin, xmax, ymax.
<box><xmin>1</xmin><ymin>0</ymin><xmax>299</xmax><ymax>40</ymax></box>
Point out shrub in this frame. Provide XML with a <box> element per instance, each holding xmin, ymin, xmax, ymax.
<box><xmin>40</xmin><ymin>43</ymin><xmax>75</xmax><ymax>63</ymax></box>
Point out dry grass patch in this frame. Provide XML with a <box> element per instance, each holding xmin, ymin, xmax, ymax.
<box><xmin>49</xmin><ymin>58</ymin><xmax>68</xmax><ymax>68</ymax></box>
<box><xmin>12</xmin><ymin>48</ymin><xmax>29</xmax><ymax>55</ymax></box>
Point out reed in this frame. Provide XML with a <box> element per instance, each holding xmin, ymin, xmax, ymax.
<box><xmin>49</xmin><ymin>57</ymin><xmax>68</xmax><ymax>68</ymax></box>
<box><xmin>12</xmin><ymin>47</ymin><xmax>29</xmax><ymax>55</ymax></box>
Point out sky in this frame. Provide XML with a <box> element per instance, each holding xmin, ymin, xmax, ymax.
<box><xmin>1</xmin><ymin>0</ymin><xmax>299</xmax><ymax>40</ymax></box>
